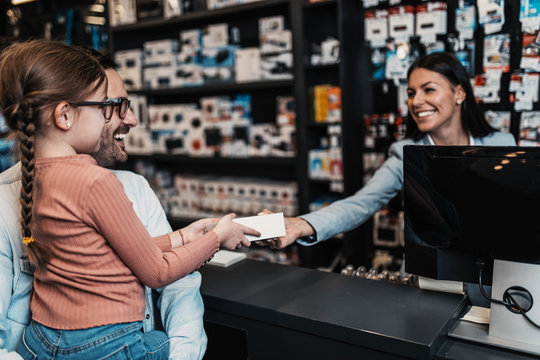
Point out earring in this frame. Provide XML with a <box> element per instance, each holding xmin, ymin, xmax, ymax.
<box><xmin>66</xmin><ymin>121</ymin><xmax>70</xmax><ymax>128</ymax></box>
<box><xmin>456</xmin><ymin>99</ymin><xmax>463</xmax><ymax>105</ymax></box>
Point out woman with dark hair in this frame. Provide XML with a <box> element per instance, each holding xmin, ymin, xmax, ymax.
<box><xmin>405</xmin><ymin>52</ymin><xmax>494</xmax><ymax>141</ymax></box>
<box><xmin>261</xmin><ymin>51</ymin><xmax>515</xmax><ymax>248</ymax></box>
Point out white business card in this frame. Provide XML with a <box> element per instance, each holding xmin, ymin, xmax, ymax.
<box><xmin>232</xmin><ymin>212</ymin><xmax>286</xmax><ymax>241</ymax></box>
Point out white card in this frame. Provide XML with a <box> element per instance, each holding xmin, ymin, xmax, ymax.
<box><xmin>232</xmin><ymin>212</ymin><xmax>286</xmax><ymax>241</ymax></box>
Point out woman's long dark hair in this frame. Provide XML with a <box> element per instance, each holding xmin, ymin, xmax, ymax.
<box><xmin>405</xmin><ymin>52</ymin><xmax>495</xmax><ymax>140</ymax></box>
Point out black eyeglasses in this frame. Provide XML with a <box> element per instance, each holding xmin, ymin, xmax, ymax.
<box><xmin>75</xmin><ymin>98</ymin><xmax>131</xmax><ymax>122</ymax></box>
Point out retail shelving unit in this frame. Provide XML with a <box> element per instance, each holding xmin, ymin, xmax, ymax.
<box><xmin>109</xmin><ymin>0</ymin><xmax>369</xmax><ymax>269</ymax></box>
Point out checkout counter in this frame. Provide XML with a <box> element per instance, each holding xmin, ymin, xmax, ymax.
<box><xmin>199</xmin><ymin>259</ymin><xmax>538</xmax><ymax>359</ymax></box>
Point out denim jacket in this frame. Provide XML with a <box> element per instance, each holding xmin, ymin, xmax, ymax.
<box><xmin>0</xmin><ymin>164</ymin><xmax>207</xmax><ymax>360</ymax></box>
<box><xmin>300</xmin><ymin>132</ymin><xmax>517</xmax><ymax>244</ymax></box>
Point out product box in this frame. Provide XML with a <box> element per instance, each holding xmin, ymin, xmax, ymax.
<box><xmin>143</xmin><ymin>66</ymin><xmax>175</xmax><ymax>89</ymax></box>
<box><xmin>320</xmin><ymin>37</ymin><xmax>340</xmax><ymax>64</ymax></box>
<box><xmin>235</xmin><ymin>48</ymin><xmax>261</xmax><ymax>82</ymax></box>
<box><xmin>197</xmin><ymin>46</ymin><xmax>236</xmax><ymax>67</ymax></box>
<box><xmin>415</xmin><ymin>2</ymin><xmax>447</xmax><ymax>43</ymax></box>
<box><xmin>143</xmin><ymin>39</ymin><xmax>179</xmax><ymax>66</ymax></box>
<box><xmin>276</xmin><ymin>96</ymin><xmax>295</xmax><ymax>126</ymax></box>
<box><xmin>202</xmin><ymin>23</ymin><xmax>229</xmax><ymax>48</ymax></box>
<box><xmin>108</xmin><ymin>0</ymin><xmax>136</xmax><ymax>26</ymax></box>
<box><xmin>249</xmin><ymin>124</ymin><xmax>274</xmax><ymax>156</ymax></box>
<box><xmin>172</xmin><ymin>64</ymin><xmax>203</xmax><ymax>87</ymax></box>
<box><xmin>124</xmin><ymin>126</ymin><xmax>153</xmax><ymax>155</ymax></box>
<box><xmin>388</xmin><ymin>5</ymin><xmax>415</xmax><ymax>41</ymax></box>
<box><xmin>115</xmin><ymin>50</ymin><xmax>143</xmax><ymax>89</ymax></box>
<box><xmin>115</xmin><ymin>49</ymin><xmax>143</xmax><ymax>70</ymax></box>
<box><xmin>180</xmin><ymin>29</ymin><xmax>202</xmax><ymax>51</ymax></box>
<box><xmin>163</xmin><ymin>0</ymin><xmax>182</xmax><ymax>18</ymax></box>
<box><xmin>260</xmin><ymin>30</ymin><xmax>292</xmax><ymax>54</ymax></box>
<box><xmin>259</xmin><ymin>15</ymin><xmax>284</xmax><ymax>35</ymax></box>
<box><xmin>365</xmin><ymin>9</ymin><xmax>388</xmax><ymax>48</ymax></box>
<box><xmin>260</xmin><ymin>52</ymin><xmax>293</xmax><ymax>80</ymax></box>
<box><xmin>121</xmin><ymin>68</ymin><xmax>144</xmax><ymax>90</ymax></box>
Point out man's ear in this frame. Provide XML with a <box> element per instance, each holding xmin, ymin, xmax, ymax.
<box><xmin>53</xmin><ymin>102</ymin><xmax>72</xmax><ymax>130</ymax></box>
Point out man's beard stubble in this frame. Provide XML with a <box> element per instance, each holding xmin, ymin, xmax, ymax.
<box><xmin>91</xmin><ymin>126</ymin><xmax>127</xmax><ymax>168</ymax></box>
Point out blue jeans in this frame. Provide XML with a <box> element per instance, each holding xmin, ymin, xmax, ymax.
<box><xmin>17</xmin><ymin>320</ymin><xmax>169</xmax><ymax>359</ymax></box>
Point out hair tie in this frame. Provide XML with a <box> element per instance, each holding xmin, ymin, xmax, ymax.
<box><xmin>23</xmin><ymin>236</ymin><xmax>34</xmax><ymax>246</ymax></box>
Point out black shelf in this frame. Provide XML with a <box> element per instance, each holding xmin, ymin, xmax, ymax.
<box><xmin>305</xmin><ymin>62</ymin><xmax>340</xmax><ymax>70</ymax></box>
<box><xmin>110</xmin><ymin>0</ymin><xmax>290</xmax><ymax>33</ymax></box>
<box><xmin>304</xmin><ymin>0</ymin><xmax>337</xmax><ymax>8</ymax></box>
<box><xmin>129</xmin><ymin>154</ymin><xmax>296</xmax><ymax>167</ymax></box>
<box><xmin>129</xmin><ymin>80</ymin><xmax>294</xmax><ymax>96</ymax></box>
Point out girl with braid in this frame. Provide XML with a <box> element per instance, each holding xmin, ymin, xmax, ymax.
<box><xmin>0</xmin><ymin>39</ymin><xmax>258</xmax><ymax>359</ymax></box>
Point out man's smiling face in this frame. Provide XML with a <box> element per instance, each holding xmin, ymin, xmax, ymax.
<box><xmin>91</xmin><ymin>68</ymin><xmax>137</xmax><ymax>167</ymax></box>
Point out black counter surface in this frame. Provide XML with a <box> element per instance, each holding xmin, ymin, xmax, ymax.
<box><xmin>200</xmin><ymin>259</ymin><xmax>467</xmax><ymax>359</ymax></box>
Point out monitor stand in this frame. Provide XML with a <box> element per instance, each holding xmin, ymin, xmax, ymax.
<box><xmin>448</xmin><ymin>259</ymin><xmax>540</xmax><ymax>356</ymax></box>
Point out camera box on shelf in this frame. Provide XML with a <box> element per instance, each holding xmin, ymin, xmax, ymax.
<box><xmin>115</xmin><ymin>49</ymin><xmax>143</xmax><ymax>90</ymax></box>
<box><xmin>164</xmin><ymin>0</ymin><xmax>182</xmax><ymax>18</ymax></box>
<box><xmin>143</xmin><ymin>39</ymin><xmax>179</xmax><ymax>67</ymax></box>
<box><xmin>108</xmin><ymin>0</ymin><xmax>136</xmax><ymax>26</ymax></box>
<box><xmin>143</xmin><ymin>66</ymin><xmax>176</xmax><ymax>89</ymax></box>
<box><xmin>259</xmin><ymin>15</ymin><xmax>284</xmax><ymax>35</ymax></box>
<box><xmin>125</xmin><ymin>95</ymin><xmax>151</xmax><ymax>155</ymax></box>
<box><xmin>260</xmin><ymin>52</ymin><xmax>293</xmax><ymax>80</ymax></box>
<box><xmin>173</xmin><ymin>64</ymin><xmax>204</xmax><ymax>87</ymax></box>
<box><xmin>365</xmin><ymin>9</ymin><xmax>388</xmax><ymax>48</ymax></box>
<box><xmin>235</xmin><ymin>48</ymin><xmax>261</xmax><ymax>82</ymax></box>
<box><xmin>270</xmin><ymin>125</ymin><xmax>295</xmax><ymax>157</ymax></box>
<box><xmin>249</xmin><ymin>124</ymin><xmax>275</xmax><ymax>156</ymax></box>
<box><xmin>260</xmin><ymin>30</ymin><xmax>292</xmax><ymax>54</ymax></box>
<box><xmin>415</xmin><ymin>2</ymin><xmax>447</xmax><ymax>44</ymax></box>
<box><xmin>388</xmin><ymin>5</ymin><xmax>415</xmax><ymax>41</ymax></box>
<box><xmin>276</xmin><ymin>96</ymin><xmax>295</xmax><ymax>126</ymax></box>
<box><xmin>197</xmin><ymin>45</ymin><xmax>237</xmax><ymax>67</ymax></box>
<box><xmin>180</xmin><ymin>29</ymin><xmax>202</xmax><ymax>51</ymax></box>
<box><xmin>202</xmin><ymin>23</ymin><xmax>229</xmax><ymax>48</ymax></box>
<box><xmin>320</xmin><ymin>37</ymin><xmax>340</xmax><ymax>64</ymax></box>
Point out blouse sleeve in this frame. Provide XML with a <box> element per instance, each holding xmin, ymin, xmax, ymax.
<box><xmin>83</xmin><ymin>173</ymin><xmax>219</xmax><ymax>288</ymax></box>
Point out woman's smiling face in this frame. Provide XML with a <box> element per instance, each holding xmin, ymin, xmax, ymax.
<box><xmin>407</xmin><ymin>67</ymin><xmax>465</xmax><ymax>136</ymax></box>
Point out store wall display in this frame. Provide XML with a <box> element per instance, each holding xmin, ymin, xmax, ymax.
<box><xmin>355</xmin><ymin>0</ymin><xmax>540</xmax><ymax>273</ymax></box>
<box><xmin>109</xmin><ymin>1</ymin><xmax>302</xmax><ymax>268</ymax></box>
<box><xmin>108</xmin><ymin>0</ymin><xmax>368</xmax><ymax>269</ymax></box>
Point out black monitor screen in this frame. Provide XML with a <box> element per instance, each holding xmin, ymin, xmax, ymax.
<box><xmin>403</xmin><ymin>146</ymin><xmax>540</xmax><ymax>284</ymax></box>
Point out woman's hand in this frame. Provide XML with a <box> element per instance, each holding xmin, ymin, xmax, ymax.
<box><xmin>255</xmin><ymin>209</ymin><xmax>315</xmax><ymax>249</ymax></box>
<box><xmin>212</xmin><ymin>213</ymin><xmax>260</xmax><ymax>250</ymax></box>
<box><xmin>181</xmin><ymin>217</ymin><xmax>219</xmax><ymax>245</ymax></box>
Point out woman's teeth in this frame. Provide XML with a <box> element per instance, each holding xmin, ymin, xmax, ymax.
<box><xmin>417</xmin><ymin>110</ymin><xmax>435</xmax><ymax>118</ymax></box>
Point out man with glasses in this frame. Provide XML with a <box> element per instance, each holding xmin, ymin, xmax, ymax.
<box><xmin>0</xmin><ymin>50</ymin><xmax>209</xmax><ymax>360</ymax></box>
<box><xmin>76</xmin><ymin>97</ymin><xmax>131</xmax><ymax>123</ymax></box>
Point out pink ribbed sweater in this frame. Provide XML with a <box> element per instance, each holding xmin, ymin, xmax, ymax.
<box><xmin>30</xmin><ymin>154</ymin><xmax>219</xmax><ymax>330</ymax></box>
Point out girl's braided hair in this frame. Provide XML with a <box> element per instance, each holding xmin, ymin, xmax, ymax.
<box><xmin>0</xmin><ymin>39</ymin><xmax>107</xmax><ymax>267</ymax></box>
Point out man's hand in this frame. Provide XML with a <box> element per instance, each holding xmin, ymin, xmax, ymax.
<box><xmin>256</xmin><ymin>210</ymin><xmax>315</xmax><ymax>249</ymax></box>
<box><xmin>181</xmin><ymin>218</ymin><xmax>219</xmax><ymax>244</ymax></box>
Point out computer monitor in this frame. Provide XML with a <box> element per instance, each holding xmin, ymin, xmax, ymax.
<box><xmin>403</xmin><ymin>145</ymin><xmax>540</xmax><ymax>353</ymax></box>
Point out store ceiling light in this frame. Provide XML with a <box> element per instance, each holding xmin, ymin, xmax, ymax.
<box><xmin>89</xmin><ymin>4</ymin><xmax>105</xmax><ymax>13</ymax></box>
<box><xmin>85</xmin><ymin>15</ymin><xmax>106</xmax><ymax>25</ymax></box>
<box><xmin>11</xmin><ymin>0</ymin><xmax>36</xmax><ymax>5</ymax></box>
